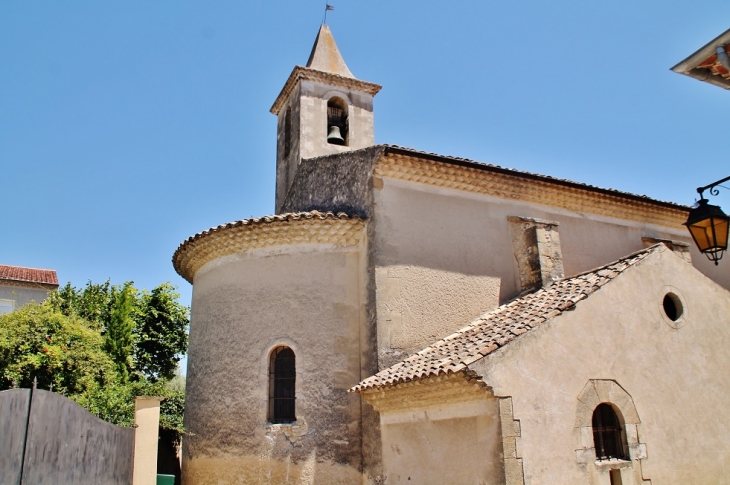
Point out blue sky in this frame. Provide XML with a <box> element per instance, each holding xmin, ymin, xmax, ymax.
<box><xmin>2</xmin><ymin>2</ymin><xmax>728</xmax><ymax>373</ymax></box>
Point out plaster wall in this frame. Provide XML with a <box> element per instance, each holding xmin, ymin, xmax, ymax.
<box><xmin>182</xmin><ymin>241</ymin><xmax>371</xmax><ymax>484</ymax></box>
<box><xmin>371</xmin><ymin>178</ymin><xmax>714</xmax><ymax>367</ymax></box>
<box><xmin>0</xmin><ymin>285</ymin><xmax>52</xmax><ymax>312</ymax></box>
<box><xmin>133</xmin><ymin>397</ymin><xmax>162</xmax><ymax>485</ymax></box>
<box><xmin>470</xmin><ymin>248</ymin><xmax>730</xmax><ymax>484</ymax></box>
<box><xmin>379</xmin><ymin>398</ymin><xmax>503</xmax><ymax>485</ymax></box>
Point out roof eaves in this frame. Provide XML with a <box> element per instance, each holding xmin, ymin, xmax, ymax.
<box><xmin>671</xmin><ymin>28</ymin><xmax>730</xmax><ymax>74</ymax></box>
<box><xmin>379</xmin><ymin>145</ymin><xmax>688</xmax><ymax>211</ymax></box>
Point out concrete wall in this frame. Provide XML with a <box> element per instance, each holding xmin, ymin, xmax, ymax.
<box><xmin>371</xmin><ymin>177</ymin><xmax>709</xmax><ymax>367</ymax></box>
<box><xmin>275</xmin><ymin>80</ymin><xmax>375</xmax><ymax>212</ymax></box>
<box><xmin>470</xmin><ymin>248</ymin><xmax>730</xmax><ymax>484</ymax></box>
<box><xmin>0</xmin><ymin>284</ymin><xmax>52</xmax><ymax>313</ymax></box>
<box><xmin>380</xmin><ymin>398</ymin><xmax>503</xmax><ymax>485</ymax></box>
<box><xmin>133</xmin><ymin>397</ymin><xmax>163</xmax><ymax>485</ymax></box>
<box><xmin>182</xmin><ymin>240</ymin><xmax>372</xmax><ymax>484</ymax></box>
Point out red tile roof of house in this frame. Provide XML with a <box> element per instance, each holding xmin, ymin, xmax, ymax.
<box><xmin>0</xmin><ymin>265</ymin><xmax>59</xmax><ymax>287</ymax></box>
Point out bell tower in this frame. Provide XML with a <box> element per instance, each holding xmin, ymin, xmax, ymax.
<box><xmin>270</xmin><ymin>24</ymin><xmax>382</xmax><ymax>212</ymax></box>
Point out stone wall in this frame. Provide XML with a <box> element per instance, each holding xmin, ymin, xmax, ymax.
<box><xmin>280</xmin><ymin>147</ymin><xmax>381</xmax><ymax>218</ymax></box>
<box><xmin>470</xmin><ymin>248</ymin><xmax>730</xmax><ymax>484</ymax></box>
<box><xmin>275</xmin><ymin>80</ymin><xmax>375</xmax><ymax>212</ymax></box>
<box><xmin>182</xmin><ymin>239</ymin><xmax>373</xmax><ymax>484</ymax></box>
<box><xmin>370</xmin><ymin>175</ymin><xmax>698</xmax><ymax>368</ymax></box>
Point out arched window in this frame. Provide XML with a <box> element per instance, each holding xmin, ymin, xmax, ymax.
<box><xmin>326</xmin><ymin>97</ymin><xmax>348</xmax><ymax>146</ymax></box>
<box><xmin>283</xmin><ymin>106</ymin><xmax>292</xmax><ymax>157</ymax></box>
<box><xmin>268</xmin><ymin>347</ymin><xmax>296</xmax><ymax>423</ymax></box>
<box><xmin>592</xmin><ymin>403</ymin><xmax>628</xmax><ymax>460</ymax></box>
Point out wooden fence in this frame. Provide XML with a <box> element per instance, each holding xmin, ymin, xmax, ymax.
<box><xmin>0</xmin><ymin>386</ymin><xmax>135</xmax><ymax>485</ymax></box>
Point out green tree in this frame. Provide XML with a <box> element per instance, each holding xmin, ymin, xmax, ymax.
<box><xmin>0</xmin><ymin>303</ymin><xmax>117</xmax><ymax>394</ymax></box>
<box><xmin>105</xmin><ymin>283</ymin><xmax>136</xmax><ymax>382</ymax></box>
<box><xmin>74</xmin><ymin>379</ymin><xmax>186</xmax><ymax>445</ymax></box>
<box><xmin>134</xmin><ymin>283</ymin><xmax>189</xmax><ymax>382</ymax></box>
<box><xmin>48</xmin><ymin>280</ymin><xmax>189</xmax><ymax>382</ymax></box>
<box><xmin>49</xmin><ymin>280</ymin><xmax>114</xmax><ymax>330</ymax></box>
<box><xmin>3</xmin><ymin>290</ymin><xmax>188</xmax><ymax>447</ymax></box>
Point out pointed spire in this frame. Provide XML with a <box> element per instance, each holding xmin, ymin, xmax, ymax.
<box><xmin>305</xmin><ymin>25</ymin><xmax>355</xmax><ymax>78</ymax></box>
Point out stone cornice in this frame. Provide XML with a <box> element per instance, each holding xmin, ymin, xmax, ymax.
<box><xmin>270</xmin><ymin>66</ymin><xmax>382</xmax><ymax>115</ymax></box>
<box><xmin>172</xmin><ymin>211</ymin><xmax>365</xmax><ymax>284</ymax></box>
<box><xmin>357</xmin><ymin>371</ymin><xmax>492</xmax><ymax>413</ymax></box>
<box><xmin>375</xmin><ymin>150</ymin><xmax>689</xmax><ymax>228</ymax></box>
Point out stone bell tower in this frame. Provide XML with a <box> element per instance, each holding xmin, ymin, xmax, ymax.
<box><xmin>270</xmin><ymin>24</ymin><xmax>382</xmax><ymax>212</ymax></box>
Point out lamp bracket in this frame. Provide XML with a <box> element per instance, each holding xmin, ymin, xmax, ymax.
<box><xmin>697</xmin><ymin>175</ymin><xmax>730</xmax><ymax>199</ymax></box>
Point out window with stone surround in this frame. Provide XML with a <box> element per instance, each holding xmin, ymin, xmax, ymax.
<box><xmin>268</xmin><ymin>346</ymin><xmax>296</xmax><ymax>423</ymax></box>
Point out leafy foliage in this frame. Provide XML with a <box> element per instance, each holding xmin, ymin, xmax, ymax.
<box><xmin>50</xmin><ymin>280</ymin><xmax>114</xmax><ymax>330</ymax></box>
<box><xmin>105</xmin><ymin>283</ymin><xmax>136</xmax><ymax>381</ymax></box>
<box><xmin>49</xmin><ymin>280</ymin><xmax>189</xmax><ymax>382</ymax></box>
<box><xmin>0</xmin><ymin>303</ymin><xmax>117</xmax><ymax>394</ymax></box>
<box><xmin>74</xmin><ymin>380</ymin><xmax>186</xmax><ymax>444</ymax></box>
<box><xmin>134</xmin><ymin>283</ymin><xmax>189</xmax><ymax>382</ymax></box>
<box><xmin>6</xmin><ymin>281</ymin><xmax>189</xmax><ymax>444</ymax></box>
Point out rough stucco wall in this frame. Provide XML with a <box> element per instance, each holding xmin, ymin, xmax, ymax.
<box><xmin>183</xmin><ymin>242</ymin><xmax>369</xmax><ymax>484</ymax></box>
<box><xmin>470</xmin><ymin>248</ymin><xmax>730</xmax><ymax>484</ymax></box>
<box><xmin>376</xmin><ymin>178</ymin><xmax>696</xmax><ymax>300</ymax></box>
<box><xmin>0</xmin><ymin>285</ymin><xmax>51</xmax><ymax>310</ymax></box>
<box><xmin>375</xmin><ymin>265</ymin><xmax>501</xmax><ymax>367</ymax></box>
<box><xmin>379</xmin><ymin>399</ymin><xmax>503</xmax><ymax>485</ymax></box>
<box><xmin>280</xmin><ymin>147</ymin><xmax>381</xmax><ymax>218</ymax></box>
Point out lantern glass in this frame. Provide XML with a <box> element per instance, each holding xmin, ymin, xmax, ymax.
<box><xmin>685</xmin><ymin>199</ymin><xmax>730</xmax><ymax>264</ymax></box>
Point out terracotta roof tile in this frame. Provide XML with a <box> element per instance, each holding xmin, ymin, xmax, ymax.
<box><xmin>380</xmin><ymin>145</ymin><xmax>688</xmax><ymax>211</ymax></box>
<box><xmin>351</xmin><ymin>245</ymin><xmax>661</xmax><ymax>393</ymax></box>
<box><xmin>172</xmin><ymin>211</ymin><xmax>365</xmax><ymax>283</ymax></box>
<box><xmin>174</xmin><ymin>210</ymin><xmax>362</xmax><ymax>254</ymax></box>
<box><xmin>0</xmin><ymin>265</ymin><xmax>59</xmax><ymax>287</ymax></box>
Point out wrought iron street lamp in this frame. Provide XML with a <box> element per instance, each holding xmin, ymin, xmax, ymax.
<box><xmin>684</xmin><ymin>176</ymin><xmax>730</xmax><ymax>265</ymax></box>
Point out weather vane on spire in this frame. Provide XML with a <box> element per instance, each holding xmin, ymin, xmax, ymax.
<box><xmin>323</xmin><ymin>3</ymin><xmax>334</xmax><ymax>25</ymax></box>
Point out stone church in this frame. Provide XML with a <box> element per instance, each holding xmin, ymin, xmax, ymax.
<box><xmin>173</xmin><ymin>25</ymin><xmax>730</xmax><ymax>484</ymax></box>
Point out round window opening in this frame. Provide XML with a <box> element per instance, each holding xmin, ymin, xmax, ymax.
<box><xmin>663</xmin><ymin>293</ymin><xmax>683</xmax><ymax>322</ymax></box>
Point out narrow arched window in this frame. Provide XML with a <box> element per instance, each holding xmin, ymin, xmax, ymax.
<box><xmin>269</xmin><ymin>347</ymin><xmax>296</xmax><ymax>423</ymax></box>
<box><xmin>592</xmin><ymin>403</ymin><xmax>627</xmax><ymax>460</ymax></box>
<box><xmin>283</xmin><ymin>107</ymin><xmax>292</xmax><ymax>157</ymax></box>
<box><xmin>326</xmin><ymin>97</ymin><xmax>348</xmax><ymax>146</ymax></box>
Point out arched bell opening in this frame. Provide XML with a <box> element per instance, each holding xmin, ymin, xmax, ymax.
<box><xmin>326</xmin><ymin>97</ymin><xmax>348</xmax><ymax>146</ymax></box>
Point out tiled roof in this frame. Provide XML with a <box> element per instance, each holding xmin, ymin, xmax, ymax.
<box><xmin>172</xmin><ymin>211</ymin><xmax>365</xmax><ymax>283</ymax></box>
<box><xmin>0</xmin><ymin>265</ymin><xmax>59</xmax><ymax>287</ymax></box>
<box><xmin>351</xmin><ymin>245</ymin><xmax>660</xmax><ymax>393</ymax></box>
<box><xmin>174</xmin><ymin>210</ymin><xmax>361</xmax><ymax>252</ymax></box>
<box><xmin>379</xmin><ymin>145</ymin><xmax>688</xmax><ymax>211</ymax></box>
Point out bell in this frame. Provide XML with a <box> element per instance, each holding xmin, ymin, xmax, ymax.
<box><xmin>327</xmin><ymin>125</ymin><xmax>345</xmax><ymax>145</ymax></box>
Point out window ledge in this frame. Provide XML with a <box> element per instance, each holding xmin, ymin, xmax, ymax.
<box><xmin>594</xmin><ymin>458</ymin><xmax>632</xmax><ymax>469</ymax></box>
